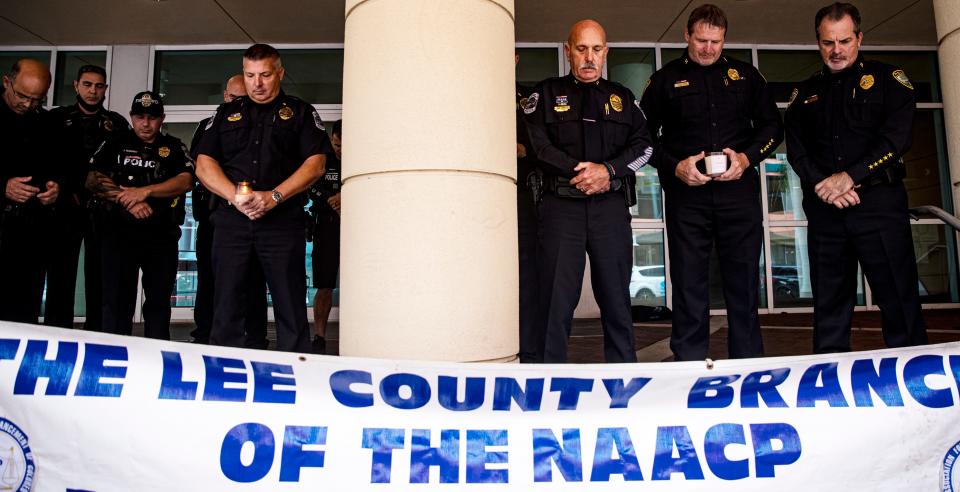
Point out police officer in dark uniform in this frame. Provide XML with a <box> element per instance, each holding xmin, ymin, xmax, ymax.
<box><xmin>195</xmin><ymin>44</ymin><xmax>330</xmax><ymax>353</ymax></box>
<box><xmin>641</xmin><ymin>4</ymin><xmax>782</xmax><ymax>361</ymax></box>
<box><xmin>189</xmin><ymin>74</ymin><xmax>269</xmax><ymax>348</ymax></box>
<box><xmin>785</xmin><ymin>2</ymin><xmax>927</xmax><ymax>352</ymax></box>
<box><xmin>46</xmin><ymin>65</ymin><xmax>130</xmax><ymax>329</ymax></box>
<box><xmin>308</xmin><ymin>119</ymin><xmax>341</xmax><ymax>354</ymax></box>
<box><xmin>515</xmin><ymin>54</ymin><xmax>542</xmax><ymax>363</ymax></box>
<box><xmin>524</xmin><ymin>20</ymin><xmax>653</xmax><ymax>363</ymax></box>
<box><xmin>0</xmin><ymin>59</ymin><xmax>60</xmax><ymax>324</ymax></box>
<box><xmin>87</xmin><ymin>91</ymin><xmax>193</xmax><ymax>339</ymax></box>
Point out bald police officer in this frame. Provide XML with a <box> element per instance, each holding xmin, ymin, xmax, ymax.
<box><xmin>0</xmin><ymin>59</ymin><xmax>60</xmax><ymax>324</ymax></box>
<box><xmin>196</xmin><ymin>44</ymin><xmax>331</xmax><ymax>352</ymax></box>
<box><xmin>87</xmin><ymin>91</ymin><xmax>193</xmax><ymax>339</ymax></box>
<box><xmin>524</xmin><ymin>20</ymin><xmax>653</xmax><ymax>363</ymax></box>
<box><xmin>785</xmin><ymin>2</ymin><xmax>927</xmax><ymax>352</ymax></box>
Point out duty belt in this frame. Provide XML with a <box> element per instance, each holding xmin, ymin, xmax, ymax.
<box><xmin>542</xmin><ymin>175</ymin><xmax>621</xmax><ymax>198</ymax></box>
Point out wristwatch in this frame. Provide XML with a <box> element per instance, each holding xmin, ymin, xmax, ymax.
<box><xmin>271</xmin><ymin>189</ymin><xmax>284</xmax><ymax>205</ymax></box>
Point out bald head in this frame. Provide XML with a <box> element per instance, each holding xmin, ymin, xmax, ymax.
<box><xmin>223</xmin><ymin>74</ymin><xmax>246</xmax><ymax>103</ymax></box>
<box><xmin>565</xmin><ymin>19</ymin><xmax>608</xmax><ymax>83</ymax></box>
<box><xmin>3</xmin><ymin>58</ymin><xmax>51</xmax><ymax>115</ymax></box>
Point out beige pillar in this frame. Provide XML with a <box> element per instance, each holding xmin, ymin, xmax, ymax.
<box><xmin>935</xmin><ymin>0</ymin><xmax>960</xmax><ymax>210</ymax></box>
<box><xmin>339</xmin><ymin>0</ymin><xmax>518</xmax><ymax>362</ymax></box>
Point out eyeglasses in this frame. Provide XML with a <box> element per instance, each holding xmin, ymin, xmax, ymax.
<box><xmin>9</xmin><ymin>85</ymin><xmax>46</xmax><ymax>107</ymax></box>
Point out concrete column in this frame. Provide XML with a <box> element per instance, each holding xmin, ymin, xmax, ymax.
<box><xmin>105</xmin><ymin>45</ymin><xmax>151</xmax><ymax>124</ymax></box>
<box><xmin>340</xmin><ymin>0</ymin><xmax>518</xmax><ymax>361</ymax></box>
<box><xmin>934</xmin><ymin>0</ymin><xmax>960</xmax><ymax>211</ymax></box>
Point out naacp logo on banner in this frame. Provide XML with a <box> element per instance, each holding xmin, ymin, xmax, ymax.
<box><xmin>944</xmin><ymin>440</ymin><xmax>960</xmax><ymax>492</ymax></box>
<box><xmin>0</xmin><ymin>418</ymin><xmax>35</xmax><ymax>491</ymax></box>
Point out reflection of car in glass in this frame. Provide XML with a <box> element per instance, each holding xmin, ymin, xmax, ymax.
<box><xmin>772</xmin><ymin>266</ymin><xmax>800</xmax><ymax>299</ymax></box>
<box><xmin>630</xmin><ymin>266</ymin><xmax>666</xmax><ymax>300</ymax></box>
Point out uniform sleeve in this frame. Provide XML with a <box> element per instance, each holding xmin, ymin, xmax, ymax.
<box><xmin>195</xmin><ymin>108</ymin><xmax>225</xmax><ymax>162</ymax></box>
<box><xmin>523</xmin><ymin>83</ymin><xmax>579</xmax><ymax>176</ymax></box>
<box><xmin>742</xmin><ymin>66</ymin><xmax>784</xmax><ymax>167</ymax></box>
<box><xmin>640</xmin><ymin>76</ymin><xmax>682</xmax><ymax>174</ymax></box>
<box><xmin>605</xmin><ymin>91</ymin><xmax>654</xmax><ymax>177</ymax></box>
<box><xmin>298</xmin><ymin>106</ymin><xmax>333</xmax><ymax>161</ymax></box>
<box><xmin>784</xmin><ymin>89</ymin><xmax>829</xmax><ymax>188</ymax></box>
<box><xmin>844</xmin><ymin>68</ymin><xmax>916</xmax><ymax>184</ymax></box>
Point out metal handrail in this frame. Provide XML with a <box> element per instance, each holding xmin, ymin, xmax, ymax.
<box><xmin>909</xmin><ymin>206</ymin><xmax>960</xmax><ymax>233</ymax></box>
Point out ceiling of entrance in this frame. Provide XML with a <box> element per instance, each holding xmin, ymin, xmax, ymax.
<box><xmin>0</xmin><ymin>0</ymin><xmax>938</xmax><ymax>47</ymax></box>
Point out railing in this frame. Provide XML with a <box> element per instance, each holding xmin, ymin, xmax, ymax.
<box><xmin>910</xmin><ymin>206</ymin><xmax>960</xmax><ymax>232</ymax></box>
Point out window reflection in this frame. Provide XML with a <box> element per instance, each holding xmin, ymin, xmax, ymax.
<box><xmin>632</xmin><ymin>231</ymin><xmax>666</xmax><ymax>306</ymax></box>
<box><xmin>516</xmin><ymin>48</ymin><xmax>558</xmax><ymax>89</ymax></box>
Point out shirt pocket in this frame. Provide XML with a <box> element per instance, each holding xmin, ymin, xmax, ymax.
<box><xmin>544</xmin><ymin>104</ymin><xmax>581</xmax><ymax>148</ymax></box>
<box><xmin>845</xmin><ymin>87</ymin><xmax>885</xmax><ymax>128</ymax></box>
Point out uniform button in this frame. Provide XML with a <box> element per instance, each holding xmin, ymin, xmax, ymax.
<box><xmin>254</xmin><ymin>140</ymin><xmax>259</xmax><ymax>144</ymax></box>
<box><xmin>834</xmin><ymin>135</ymin><xmax>839</xmax><ymax>139</ymax></box>
<box><xmin>253</xmin><ymin>160</ymin><xmax>259</xmax><ymax>164</ymax></box>
<box><xmin>711</xmin><ymin>122</ymin><xmax>717</xmax><ymax>127</ymax></box>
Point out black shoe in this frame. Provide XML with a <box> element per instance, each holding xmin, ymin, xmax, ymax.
<box><xmin>312</xmin><ymin>336</ymin><xmax>326</xmax><ymax>354</ymax></box>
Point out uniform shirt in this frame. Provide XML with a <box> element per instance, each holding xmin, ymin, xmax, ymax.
<box><xmin>523</xmin><ymin>74</ymin><xmax>653</xmax><ymax>180</ymax></box>
<box><xmin>0</xmin><ymin>89</ymin><xmax>61</xmax><ymax>211</ymax></box>
<box><xmin>195</xmin><ymin>91</ymin><xmax>332</xmax><ymax>209</ymax></box>
<box><xmin>90</xmin><ymin>130</ymin><xmax>194</xmax><ymax>226</ymax></box>
<box><xmin>308</xmin><ymin>153</ymin><xmax>341</xmax><ymax>220</ymax></box>
<box><xmin>189</xmin><ymin>117</ymin><xmax>213</xmax><ymax>222</ymax></box>
<box><xmin>641</xmin><ymin>53</ymin><xmax>782</xmax><ymax>183</ymax></box>
<box><xmin>785</xmin><ymin>56</ymin><xmax>915</xmax><ymax>189</ymax></box>
<box><xmin>516</xmin><ymin>83</ymin><xmax>537</xmax><ymax>185</ymax></box>
<box><xmin>48</xmin><ymin>101</ymin><xmax>130</xmax><ymax>205</ymax></box>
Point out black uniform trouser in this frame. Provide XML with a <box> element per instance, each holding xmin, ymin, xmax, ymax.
<box><xmin>210</xmin><ymin>206</ymin><xmax>309</xmax><ymax>353</ymax></box>
<box><xmin>0</xmin><ymin>212</ymin><xmax>53</xmax><ymax>324</ymax></box>
<box><xmin>100</xmin><ymin>222</ymin><xmax>180</xmax><ymax>339</ymax></box>
<box><xmin>518</xmin><ymin>188</ymin><xmax>542</xmax><ymax>363</ymax></box>
<box><xmin>43</xmin><ymin>205</ymin><xmax>85</xmax><ymax>328</ymax></box>
<box><xmin>805</xmin><ymin>181</ymin><xmax>927</xmax><ymax>353</ymax></box>
<box><xmin>192</xmin><ymin>218</ymin><xmax>269</xmax><ymax>347</ymax></box>
<box><xmin>665</xmin><ymin>172</ymin><xmax>764</xmax><ymax>361</ymax></box>
<box><xmin>539</xmin><ymin>192</ymin><xmax>636</xmax><ymax>363</ymax></box>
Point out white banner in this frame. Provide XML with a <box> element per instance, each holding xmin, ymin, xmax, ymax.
<box><xmin>0</xmin><ymin>322</ymin><xmax>958</xmax><ymax>491</ymax></box>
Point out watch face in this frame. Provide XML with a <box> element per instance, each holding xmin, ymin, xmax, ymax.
<box><xmin>272</xmin><ymin>190</ymin><xmax>282</xmax><ymax>203</ymax></box>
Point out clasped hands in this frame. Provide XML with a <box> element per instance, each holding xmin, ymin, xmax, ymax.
<box><xmin>5</xmin><ymin>176</ymin><xmax>59</xmax><ymax>205</ymax></box>
<box><xmin>674</xmin><ymin>148</ymin><xmax>749</xmax><ymax>186</ymax></box>
<box><xmin>814</xmin><ymin>172</ymin><xmax>860</xmax><ymax>209</ymax></box>
<box><xmin>234</xmin><ymin>190</ymin><xmax>277</xmax><ymax>221</ymax></box>
<box><xmin>569</xmin><ymin>162</ymin><xmax>611</xmax><ymax>195</ymax></box>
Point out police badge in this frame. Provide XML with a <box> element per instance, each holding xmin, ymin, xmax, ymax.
<box><xmin>158</xmin><ymin>146</ymin><xmax>170</xmax><ymax>158</ymax></box>
<box><xmin>609</xmin><ymin>94</ymin><xmax>623</xmax><ymax>112</ymax></box>
<box><xmin>727</xmin><ymin>68</ymin><xmax>740</xmax><ymax>81</ymax></box>
<box><xmin>279</xmin><ymin>106</ymin><xmax>294</xmax><ymax>121</ymax></box>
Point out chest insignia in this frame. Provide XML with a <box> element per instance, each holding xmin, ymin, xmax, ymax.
<box><xmin>804</xmin><ymin>94</ymin><xmax>819</xmax><ymax>104</ymax></box>
<box><xmin>859</xmin><ymin>74</ymin><xmax>875</xmax><ymax>90</ymax></box>
<box><xmin>227</xmin><ymin>113</ymin><xmax>243</xmax><ymax>122</ymax></box>
<box><xmin>727</xmin><ymin>68</ymin><xmax>740</xmax><ymax>81</ymax></box>
<box><xmin>103</xmin><ymin>119</ymin><xmax>114</xmax><ymax>132</ymax></box>
<box><xmin>609</xmin><ymin>94</ymin><xmax>623</xmax><ymax>112</ymax></box>
<box><xmin>279</xmin><ymin>106</ymin><xmax>294</xmax><ymax>121</ymax></box>
<box><xmin>674</xmin><ymin>80</ymin><xmax>690</xmax><ymax>88</ymax></box>
<box><xmin>158</xmin><ymin>146</ymin><xmax>170</xmax><ymax>158</ymax></box>
<box><xmin>554</xmin><ymin>95</ymin><xmax>570</xmax><ymax>112</ymax></box>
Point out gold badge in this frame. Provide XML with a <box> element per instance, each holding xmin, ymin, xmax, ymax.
<box><xmin>103</xmin><ymin>119</ymin><xmax>114</xmax><ymax>132</ymax></box>
<box><xmin>138</xmin><ymin>93</ymin><xmax>154</xmax><ymax>107</ymax></box>
<box><xmin>674</xmin><ymin>80</ymin><xmax>690</xmax><ymax>88</ymax></box>
<box><xmin>554</xmin><ymin>105</ymin><xmax>570</xmax><ymax>113</ymax></box>
<box><xmin>227</xmin><ymin>112</ymin><xmax>242</xmax><ymax>122</ymax></box>
<box><xmin>609</xmin><ymin>94</ymin><xmax>623</xmax><ymax>112</ymax></box>
<box><xmin>893</xmin><ymin>69</ymin><xmax>914</xmax><ymax>90</ymax></box>
<box><xmin>158</xmin><ymin>146</ymin><xmax>170</xmax><ymax>158</ymax></box>
<box><xmin>788</xmin><ymin>88</ymin><xmax>799</xmax><ymax>107</ymax></box>
<box><xmin>279</xmin><ymin>106</ymin><xmax>294</xmax><ymax>120</ymax></box>
<box><xmin>859</xmin><ymin>74</ymin><xmax>875</xmax><ymax>90</ymax></box>
<box><xmin>727</xmin><ymin>68</ymin><xmax>740</xmax><ymax>81</ymax></box>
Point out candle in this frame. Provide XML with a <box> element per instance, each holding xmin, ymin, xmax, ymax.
<box><xmin>235</xmin><ymin>181</ymin><xmax>253</xmax><ymax>205</ymax></box>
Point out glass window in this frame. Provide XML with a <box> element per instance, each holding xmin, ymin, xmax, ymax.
<box><xmin>516</xmin><ymin>48</ymin><xmax>559</xmax><ymax>89</ymax></box>
<box><xmin>768</xmin><ymin>226</ymin><xmax>866</xmax><ymax>308</ymax></box>
<box><xmin>631</xmin><ymin>230</ymin><xmax>666</xmax><ymax>306</ymax></box>
<box><xmin>756</xmin><ymin>50</ymin><xmax>824</xmax><ymax>103</ymax></box>
<box><xmin>53</xmin><ymin>51</ymin><xmax>107</xmax><ymax>107</ymax></box>
<box><xmin>765</xmin><ymin>146</ymin><xmax>806</xmax><ymax>222</ymax></box>
<box><xmin>608</xmin><ymin>48</ymin><xmax>655</xmax><ymax>98</ymax></box>
<box><xmin>660</xmin><ymin>48</ymin><xmax>751</xmax><ymax>68</ymax></box>
<box><xmin>912</xmin><ymin>224</ymin><xmax>959</xmax><ymax>304</ymax></box>
<box><xmin>631</xmin><ymin>170</ymin><xmax>663</xmax><ymax>220</ymax></box>
<box><xmin>276</xmin><ymin>49</ymin><xmax>343</xmax><ymax>103</ymax></box>
<box><xmin>164</xmin><ymin>122</ymin><xmax>203</xmax><ymax>308</ymax></box>
<box><xmin>154</xmin><ymin>50</ymin><xmax>244</xmax><ymax>105</ymax></box>
<box><xmin>906</xmin><ymin>110</ymin><xmax>950</xmax><ymax>211</ymax></box>
<box><xmin>0</xmin><ymin>51</ymin><xmax>51</xmax><ymax>76</ymax></box>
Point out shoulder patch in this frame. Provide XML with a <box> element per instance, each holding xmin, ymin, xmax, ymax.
<box><xmin>522</xmin><ymin>92</ymin><xmax>539</xmax><ymax>115</ymax></box>
<box><xmin>893</xmin><ymin>69</ymin><xmax>914</xmax><ymax>90</ymax></box>
<box><xmin>788</xmin><ymin>88</ymin><xmax>799</xmax><ymax>107</ymax></box>
<box><xmin>312</xmin><ymin>109</ymin><xmax>324</xmax><ymax>131</ymax></box>
<box><xmin>204</xmin><ymin>117</ymin><xmax>215</xmax><ymax>131</ymax></box>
